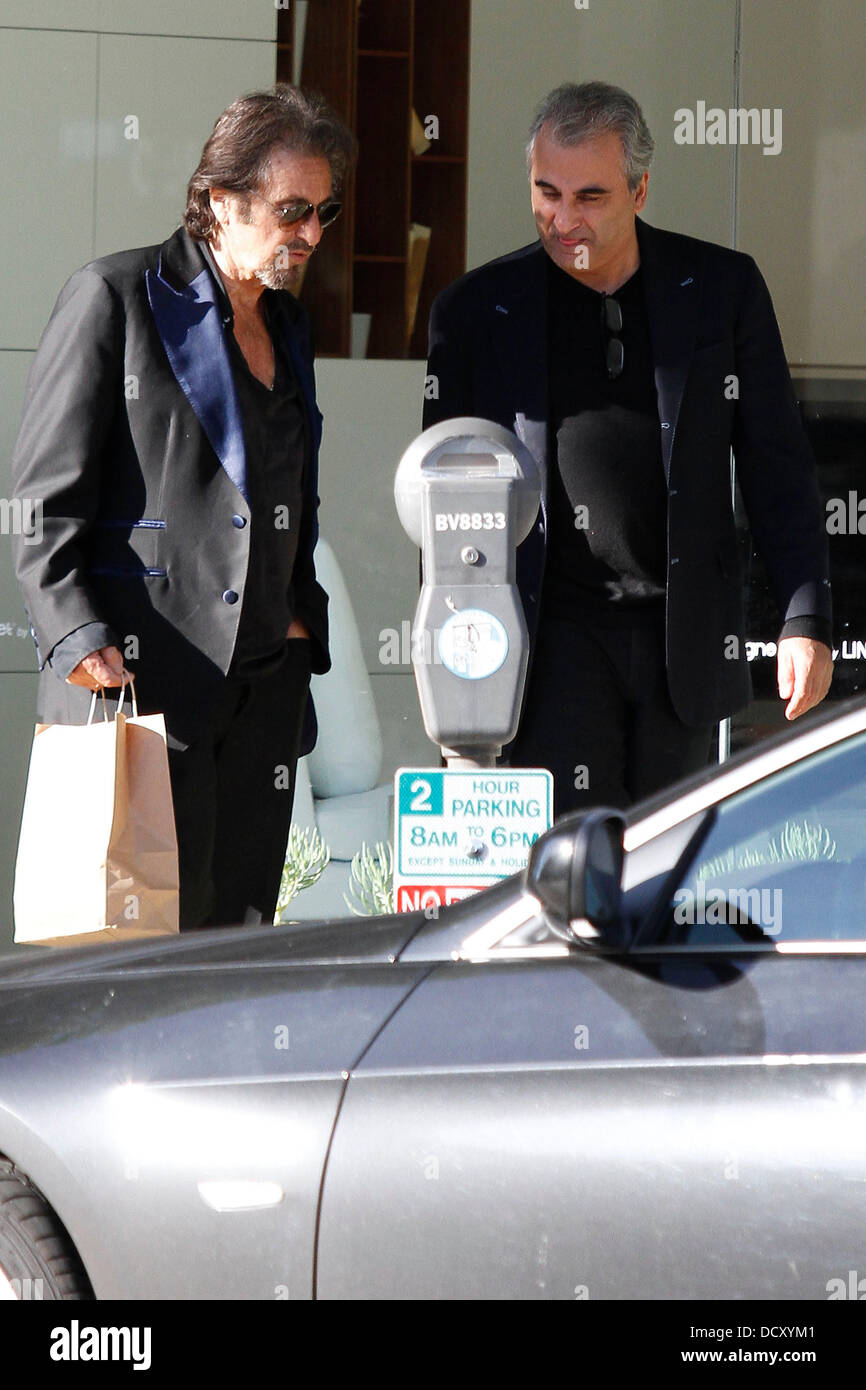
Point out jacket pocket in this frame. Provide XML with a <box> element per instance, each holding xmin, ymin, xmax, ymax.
<box><xmin>87</xmin><ymin>564</ymin><xmax>167</xmax><ymax>577</ymax></box>
<box><xmin>93</xmin><ymin>518</ymin><xmax>167</xmax><ymax>529</ymax></box>
<box><xmin>89</xmin><ymin>518</ymin><xmax>166</xmax><ymax>574</ymax></box>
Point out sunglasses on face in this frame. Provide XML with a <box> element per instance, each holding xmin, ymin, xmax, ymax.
<box><xmin>601</xmin><ymin>293</ymin><xmax>624</xmax><ymax>379</ymax></box>
<box><xmin>257</xmin><ymin>194</ymin><xmax>343</xmax><ymax>229</ymax></box>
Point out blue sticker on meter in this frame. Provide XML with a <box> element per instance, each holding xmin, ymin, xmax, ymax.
<box><xmin>437</xmin><ymin>609</ymin><xmax>508</xmax><ymax>680</ymax></box>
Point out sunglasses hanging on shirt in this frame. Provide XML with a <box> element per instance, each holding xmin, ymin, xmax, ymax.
<box><xmin>600</xmin><ymin>294</ymin><xmax>624</xmax><ymax>380</ymax></box>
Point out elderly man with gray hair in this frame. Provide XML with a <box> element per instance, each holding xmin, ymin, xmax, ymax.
<box><xmin>424</xmin><ymin>80</ymin><xmax>832</xmax><ymax>816</ymax></box>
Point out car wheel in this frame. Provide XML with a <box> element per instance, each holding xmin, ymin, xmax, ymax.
<box><xmin>0</xmin><ymin>1159</ymin><xmax>93</xmax><ymax>1300</ymax></box>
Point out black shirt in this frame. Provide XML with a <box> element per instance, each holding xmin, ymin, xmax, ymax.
<box><xmin>225</xmin><ymin>297</ymin><xmax>308</xmax><ymax>678</ymax></box>
<box><xmin>543</xmin><ymin>256</ymin><xmax>668</xmax><ymax>618</ymax></box>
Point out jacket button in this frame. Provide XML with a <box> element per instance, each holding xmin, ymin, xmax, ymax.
<box><xmin>232</xmin><ymin>515</ymin><xmax>247</xmax><ymax>528</ymax></box>
<box><xmin>222</xmin><ymin>589</ymin><xmax>239</xmax><ymax>604</ymax></box>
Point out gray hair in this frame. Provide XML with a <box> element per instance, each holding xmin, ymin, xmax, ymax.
<box><xmin>526</xmin><ymin>81</ymin><xmax>654</xmax><ymax>190</ymax></box>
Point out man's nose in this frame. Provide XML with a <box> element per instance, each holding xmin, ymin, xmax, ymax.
<box><xmin>553</xmin><ymin>205</ymin><xmax>580</xmax><ymax>233</ymax></box>
<box><xmin>299</xmin><ymin>209</ymin><xmax>325</xmax><ymax>246</ymax></box>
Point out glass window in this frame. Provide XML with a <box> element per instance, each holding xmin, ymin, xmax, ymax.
<box><xmin>649</xmin><ymin>731</ymin><xmax>866</xmax><ymax>946</ymax></box>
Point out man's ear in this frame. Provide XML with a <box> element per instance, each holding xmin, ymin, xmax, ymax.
<box><xmin>209</xmin><ymin>188</ymin><xmax>229</xmax><ymax>226</ymax></box>
<box><xmin>633</xmin><ymin>171</ymin><xmax>649</xmax><ymax>213</ymax></box>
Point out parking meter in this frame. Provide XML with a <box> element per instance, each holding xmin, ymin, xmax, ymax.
<box><xmin>394</xmin><ymin>418</ymin><xmax>541</xmax><ymax>766</ymax></box>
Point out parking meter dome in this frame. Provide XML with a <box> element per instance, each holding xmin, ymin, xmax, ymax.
<box><xmin>394</xmin><ymin>418</ymin><xmax>541</xmax><ymax>548</ymax></box>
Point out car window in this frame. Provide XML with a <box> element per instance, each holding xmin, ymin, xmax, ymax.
<box><xmin>646</xmin><ymin>731</ymin><xmax>866</xmax><ymax>947</ymax></box>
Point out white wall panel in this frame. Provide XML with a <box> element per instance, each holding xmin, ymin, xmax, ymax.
<box><xmin>0</xmin><ymin>352</ymin><xmax>37</xmax><ymax>674</ymax></box>
<box><xmin>94</xmin><ymin>33</ymin><xmax>277</xmax><ymax>257</ymax></box>
<box><xmin>0</xmin><ymin>3</ymin><xmax>100</xmax><ymax>27</ymax></box>
<box><xmin>738</xmin><ymin>0</ymin><xmax>866</xmax><ymax>367</ymax></box>
<box><xmin>0</xmin><ymin>2</ymin><xmax>275</xmax><ymax>40</ymax></box>
<box><xmin>0</xmin><ymin>30</ymin><xmax>98</xmax><ymax>348</ymax></box>
<box><xmin>466</xmin><ymin>0</ymin><xmax>737</xmax><ymax>271</ymax></box>
<box><xmin>311</xmin><ymin>358</ymin><xmax>433</xmax><ymax>783</ymax></box>
<box><xmin>371</xmin><ymin>672</ymin><xmax>431</xmax><ymax>779</ymax></box>
<box><xmin>313</xmin><ymin>358</ymin><xmax>430</xmax><ymax>770</ymax></box>
<box><xmin>0</xmin><ymin>673</ymin><xmax>41</xmax><ymax>955</ymax></box>
<box><xmin>314</xmin><ymin>358</ymin><xmax>426</xmax><ymax>672</ymax></box>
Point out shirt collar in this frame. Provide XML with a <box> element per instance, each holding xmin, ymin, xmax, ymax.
<box><xmin>545</xmin><ymin>252</ymin><xmax>642</xmax><ymax>302</ymax></box>
<box><xmin>198</xmin><ymin>238</ymin><xmax>236</xmax><ymax>327</ymax></box>
<box><xmin>198</xmin><ymin>239</ymin><xmax>290</xmax><ymax>339</ymax></box>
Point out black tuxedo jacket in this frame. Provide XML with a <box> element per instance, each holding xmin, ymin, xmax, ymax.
<box><xmin>12</xmin><ymin>226</ymin><xmax>329</xmax><ymax>751</ymax></box>
<box><xmin>423</xmin><ymin>218</ymin><xmax>831</xmax><ymax>727</ymax></box>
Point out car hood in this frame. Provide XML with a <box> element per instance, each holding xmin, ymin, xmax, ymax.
<box><xmin>0</xmin><ymin>912</ymin><xmax>427</xmax><ymax>985</ymax></box>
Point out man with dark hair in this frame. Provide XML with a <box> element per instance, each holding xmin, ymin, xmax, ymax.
<box><xmin>424</xmin><ymin>80</ymin><xmax>832</xmax><ymax>816</ymax></box>
<box><xmin>12</xmin><ymin>84</ymin><xmax>355</xmax><ymax>928</ymax></box>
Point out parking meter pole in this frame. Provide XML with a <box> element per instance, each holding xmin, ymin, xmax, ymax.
<box><xmin>442</xmin><ymin>747</ymin><xmax>498</xmax><ymax>770</ymax></box>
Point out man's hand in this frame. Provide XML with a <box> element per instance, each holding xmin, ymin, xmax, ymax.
<box><xmin>66</xmin><ymin>645</ymin><xmax>126</xmax><ymax>690</ymax></box>
<box><xmin>777</xmin><ymin>637</ymin><xmax>833</xmax><ymax>720</ymax></box>
<box><xmin>286</xmin><ymin>619</ymin><xmax>309</xmax><ymax>639</ymax></box>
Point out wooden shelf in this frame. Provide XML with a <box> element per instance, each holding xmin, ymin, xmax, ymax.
<box><xmin>275</xmin><ymin>7</ymin><xmax>293</xmax><ymax>80</ymax></box>
<box><xmin>293</xmin><ymin>0</ymin><xmax>470</xmax><ymax>359</ymax></box>
<box><xmin>357</xmin><ymin>0</ymin><xmax>412</xmax><ymax>53</ymax></box>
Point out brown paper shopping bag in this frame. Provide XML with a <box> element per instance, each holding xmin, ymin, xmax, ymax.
<box><xmin>13</xmin><ymin>680</ymin><xmax>180</xmax><ymax>946</ymax></box>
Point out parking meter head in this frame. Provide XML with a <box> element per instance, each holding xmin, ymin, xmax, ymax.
<box><xmin>394</xmin><ymin>418</ymin><xmax>541</xmax><ymax>548</ymax></box>
<box><xmin>393</xmin><ymin>420</ymin><xmax>542</xmax><ymax>761</ymax></box>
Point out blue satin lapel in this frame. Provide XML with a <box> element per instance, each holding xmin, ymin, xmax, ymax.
<box><xmin>146</xmin><ymin>262</ymin><xmax>248</xmax><ymax>502</ymax></box>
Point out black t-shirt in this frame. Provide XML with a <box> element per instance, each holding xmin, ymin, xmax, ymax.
<box><xmin>543</xmin><ymin>255</ymin><xmax>668</xmax><ymax>617</ymax></box>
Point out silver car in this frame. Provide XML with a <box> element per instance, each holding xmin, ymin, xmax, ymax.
<box><xmin>2</xmin><ymin>696</ymin><xmax>866</xmax><ymax>1301</ymax></box>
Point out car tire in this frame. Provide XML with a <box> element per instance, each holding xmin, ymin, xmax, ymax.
<box><xmin>0</xmin><ymin>1159</ymin><xmax>93</xmax><ymax>1300</ymax></box>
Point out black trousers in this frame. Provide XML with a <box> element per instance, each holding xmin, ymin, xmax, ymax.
<box><xmin>509</xmin><ymin>610</ymin><xmax>715</xmax><ymax>819</ymax></box>
<box><xmin>167</xmin><ymin>640</ymin><xmax>312</xmax><ymax>930</ymax></box>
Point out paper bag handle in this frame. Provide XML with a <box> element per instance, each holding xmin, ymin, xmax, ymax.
<box><xmin>116</xmin><ymin>673</ymin><xmax>138</xmax><ymax>718</ymax></box>
<box><xmin>86</xmin><ymin>671</ymin><xmax>137</xmax><ymax>725</ymax></box>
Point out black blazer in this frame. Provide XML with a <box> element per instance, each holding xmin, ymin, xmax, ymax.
<box><xmin>12</xmin><ymin>226</ymin><xmax>329</xmax><ymax>751</ymax></box>
<box><xmin>423</xmin><ymin>218</ymin><xmax>831</xmax><ymax>727</ymax></box>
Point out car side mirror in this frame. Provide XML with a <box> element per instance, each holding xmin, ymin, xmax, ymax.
<box><xmin>526</xmin><ymin>808</ymin><xmax>626</xmax><ymax>948</ymax></box>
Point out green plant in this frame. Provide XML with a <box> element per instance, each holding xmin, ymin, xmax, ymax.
<box><xmin>344</xmin><ymin>841</ymin><xmax>395</xmax><ymax>917</ymax></box>
<box><xmin>275</xmin><ymin>824</ymin><xmax>331</xmax><ymax>921</ymax></box>
<box><xmin>697</xmin><ymin>817</ymin><xmax>838</xmax><ymax>881</ymax></box>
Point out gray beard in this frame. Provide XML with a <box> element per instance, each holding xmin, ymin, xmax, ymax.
<box><xmin>255</xmin><ymin>258</ymin><xmax>304</xmax><ymax>292</ymax></box>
